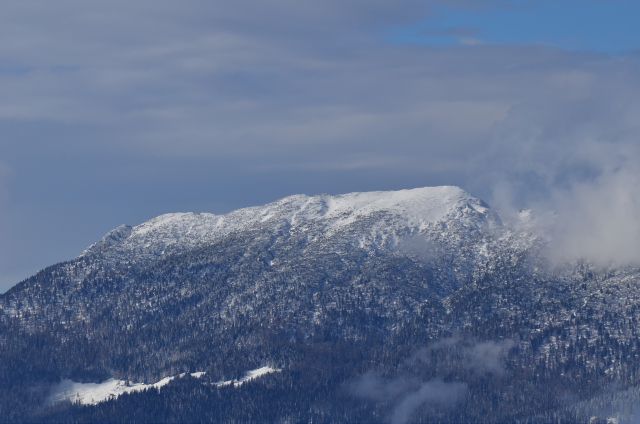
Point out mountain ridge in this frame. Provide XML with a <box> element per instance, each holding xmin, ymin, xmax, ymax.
<box><xmin>75</xmin><ymin>185</ymin><xmax>501</xmax><ymax>267</ymax></box>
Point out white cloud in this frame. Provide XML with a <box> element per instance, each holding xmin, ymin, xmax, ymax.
<box><xmin>351</xmin><ymin>372</ymin><xmax>467</xmax><ymax>424</ymax></box>
<box><xmin>543</xmin><ymin>167</ymin><xmax>640</xmax><ymax>267</ymax></box>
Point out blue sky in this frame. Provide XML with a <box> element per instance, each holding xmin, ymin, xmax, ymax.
<box><xmin>392</xmin><ymin>0</ymin><xmax>640</xmax><ymax>53</ymax></box>
<box><xmin>1</xmin><ymin>0</ymin><xmax>640</xmax><ymax>290</ymax></box>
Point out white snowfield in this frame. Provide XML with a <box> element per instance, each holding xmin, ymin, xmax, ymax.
<box><xmin>48</xmin><ymin>367</ymin><xmax>279</xmax><ymax>406</ymax></box>
<box><xmin>214</xmin><ymin>366</ymin><xmax>281</xmax><ymax>387</ymax></box>
<box><xmin>81</xmin><ymin>186</ymin><xmax>499</xmax><ymax>263</ymax></box>
<box><xmin>47</xmin><ymin>372</ymin><xmax>205</xmax><ymax>406</ymax></box>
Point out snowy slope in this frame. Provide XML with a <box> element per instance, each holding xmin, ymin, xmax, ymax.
<box><xmin>215</xmin><ymin>366</ymin><xmax>281</xmax><ymax>388</ymax></box>
<box><xmin>81</xmin><ymin>186</ymin><xmax>500</xmax><ymax>265</ymax></box>
<box><xmin>47</xmin><ymin>367</ymin><xmax>280</xmax><ymax>406</ymax></box>
<box><xmin>48</xmin><ymin>372</ymin><xmax>206</xmax><ymax>406</ymax></box>
<box><xmin>1</xmin><ymin>185</ymin><xmax>522</xmax><ymax>329</ymax></box>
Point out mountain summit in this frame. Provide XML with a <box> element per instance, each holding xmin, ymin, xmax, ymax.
<box><xmin>81</xmin><ymin>186</ymin><xmax>499</xmax><ymax>264</ymax></box>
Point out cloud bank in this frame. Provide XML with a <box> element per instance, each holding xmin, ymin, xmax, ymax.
<box><xmin>540</xmin><ymin>167</ymin><xmax>640</xmax><ymax>267</ymax></box>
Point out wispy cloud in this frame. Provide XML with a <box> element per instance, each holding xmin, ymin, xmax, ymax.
<box><xmin>350</xmin><ymin>337</ymin><xmax>514</xmax><ymax>423</ymax></box>
<box><xmin>350</xmin><ymin>373</ymin><xmax>467</xmax><ymax>424</ymax></box>
<box><xmin>414</xmin><ymin>337</ymin><xmax>515</xmax><ymax>376</ymax></box>
<box><xmin>538</xmin><ymin>166</ymin><xmax>640</xmax><ymax>267</ymax></box>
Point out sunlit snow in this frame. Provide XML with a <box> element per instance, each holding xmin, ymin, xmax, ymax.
<box><xmin>48</xmin><ymin>372</ymin><xmax>206</xmax><ymax>406</ymax></box>
<box><xmin>48</xmin><ymin>367</ymin><xmax>279</xmax><ymax>406</ymax></box>
<box><xmin>81</xmin><ymin>186</ymin><xmax>497</xmax><ymax>265</ymax></box>
<box><xmin>214</xmin><ymin>366</ymin><xmax>281</xmax><ymax>387</ymax></box>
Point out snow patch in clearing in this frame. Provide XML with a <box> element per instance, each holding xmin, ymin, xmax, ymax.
<box><xmin>48</xmin><ymin>366</ymin><xmax>280</xmax><ymax>406</ymax></box>
<box><xmin>215</xmin><ymin>366</ymin><xmax>281</xmax><ymax>387</ymax></box>
<box><xmin>48</xmin><ymin>372</ymin><xmax>205</xmax><ymax>406</ymax></box>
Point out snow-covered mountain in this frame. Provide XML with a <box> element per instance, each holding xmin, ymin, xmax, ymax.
<box><xmin>81</xmin><ymin>186</ymin><xmax>500</xmax><ymax>264</ymax></box>
<box><xmin>1</xmin><ymin>186</ymin><xmax>639</xmax><ymax>423</ymax></box>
